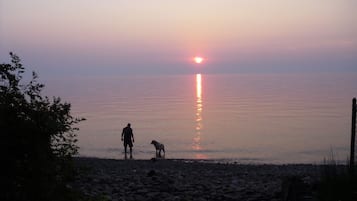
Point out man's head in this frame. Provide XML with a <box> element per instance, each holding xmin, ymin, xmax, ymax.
<box><xmin>127</xmin><ymin>123</ymin><xmax>131</xmax><ymax>127</ymax></box>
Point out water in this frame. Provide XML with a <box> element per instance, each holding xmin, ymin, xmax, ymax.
<box><xmin>44</xmin><ymin>73</ymin><xmax>357</xmax><ymax>164</ymax></box>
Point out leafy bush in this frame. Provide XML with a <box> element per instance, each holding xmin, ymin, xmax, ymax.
<box><xmin>0</xmin><ymin>53</ymin><xmax>84</xmax><ymax>201</ymax></box>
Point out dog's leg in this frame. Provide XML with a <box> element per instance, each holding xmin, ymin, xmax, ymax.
<box><xmin>161</xmin><ymin>147</ymin><xmax>165</xmax><ymax>158</ymax></box>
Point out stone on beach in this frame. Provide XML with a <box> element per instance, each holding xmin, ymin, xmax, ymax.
<box><xmin>72</xmin><ymin>158</ymin><xmax>320</xmax><ymax>201</ymax></box>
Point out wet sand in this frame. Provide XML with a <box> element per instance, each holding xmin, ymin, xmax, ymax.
<box><xmin>72</xmin><ymin>157</ymin><xmax>321</xmax><ymax>201</ymax></box>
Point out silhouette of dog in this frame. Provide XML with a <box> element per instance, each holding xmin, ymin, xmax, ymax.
<box><xmin>151</xmin><ymin>140</ymin><xmax>165</xmax><ymax>156</ymax></box>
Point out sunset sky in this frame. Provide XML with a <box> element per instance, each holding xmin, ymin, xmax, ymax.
<box><xmin>1</xmin><ymin>0</ymin><xmax>356</xmax><ymax>76</ymax></box>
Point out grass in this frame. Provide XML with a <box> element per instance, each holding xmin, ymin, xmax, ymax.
<box><xmin>317</xmin><ymin>151</ymin><xmax>357</xmax><ymax>201</ymax></box>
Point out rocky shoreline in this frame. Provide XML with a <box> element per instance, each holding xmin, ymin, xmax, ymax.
<box><xmin>72</xmin><ymin>157</ymin><xmax>322</xmax><ymax>201</ymax></box>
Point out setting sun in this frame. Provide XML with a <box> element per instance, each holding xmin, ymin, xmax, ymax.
<box><xmin>194</xmin><ymin>57</ymin><xmax>204</xmax><ymax>64</ymax></box>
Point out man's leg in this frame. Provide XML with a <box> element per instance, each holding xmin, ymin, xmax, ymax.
<box><xmin>129</xmin><ymin>143</ymin><xmax>133</xmax><ymax>158</ymax></box>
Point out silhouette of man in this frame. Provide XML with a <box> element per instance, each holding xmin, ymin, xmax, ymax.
<box><xmin>121</xmin><ymin>123</ymin><xmax>134</xmax><ymax>157</ymax></box>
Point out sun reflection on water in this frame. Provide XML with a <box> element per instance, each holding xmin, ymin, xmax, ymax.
<box><xmin>193</xmin><ymin>74</ymin><xmax>207</xmax><ymax>159</ymax></box>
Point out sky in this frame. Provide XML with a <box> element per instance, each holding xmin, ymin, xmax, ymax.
<box><xmin>1</xmin><ymin>0</ymin><xmax>357</xmax><ymax>76</ymax></box>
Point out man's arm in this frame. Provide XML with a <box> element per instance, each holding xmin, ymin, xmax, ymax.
<box><xmin>121</xmin><ymin>128</ymin><xmax>124</xmax><ymax>141</ymax></box>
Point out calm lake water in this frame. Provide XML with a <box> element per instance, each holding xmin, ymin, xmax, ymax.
<box><xmin>44</xmin><ymin>73</ymin><xmax>357</xmax><ymax>163</ymax></box>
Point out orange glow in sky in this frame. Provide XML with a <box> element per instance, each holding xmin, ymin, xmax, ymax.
<box><xmin>1</xmin><ymin>0</ymin><xmax>356</xmax><ymax>74</ymax></box>
<box><xmin>194</xmin><ymin>57</ymin><xmax>204</xmax><ymax>64</ymax></box>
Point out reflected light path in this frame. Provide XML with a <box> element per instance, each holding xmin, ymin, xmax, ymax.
<box><xmin>193</xmin><ymin>74</ymin><xmax>207</xmax><ymax>159</ymax></box>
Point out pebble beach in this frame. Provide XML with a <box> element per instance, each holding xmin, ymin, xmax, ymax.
<box><xmin>72</xmin><ymin>157</ymin><xmax>322</xmax><ymax>201</ymax></box>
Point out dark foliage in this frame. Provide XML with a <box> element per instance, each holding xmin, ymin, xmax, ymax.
<box><xmin>0</xmin><ymin>53</ymin><xmax>84</xmax><ymax>201</ymax></box>
<box><xmin>317</xmin><ymin>159</ymin><xmax>357</xmax><ymax>201</ymax></box>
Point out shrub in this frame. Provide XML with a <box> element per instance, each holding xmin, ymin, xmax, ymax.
<box><xmin>0</xmin><ymin>52</ymin><xmax>84</xmax><ymax>201</ymax></box>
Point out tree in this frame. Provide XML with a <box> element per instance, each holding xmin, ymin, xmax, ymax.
<box><xmin>0</xmin><ymin>52</ymin><xmax>84</xmax><ymax>201</ymax></box>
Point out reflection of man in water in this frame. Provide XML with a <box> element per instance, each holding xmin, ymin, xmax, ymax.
<box><xmin>121</xmin><ymin>123</ymin><xmax>134</xmax><ymax>157</ymax></box>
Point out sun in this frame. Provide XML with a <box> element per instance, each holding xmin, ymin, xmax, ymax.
<box><xmin>194</xmin><ymin>56</ymin><xmax>204</xmax><ymax>64</ymax></box>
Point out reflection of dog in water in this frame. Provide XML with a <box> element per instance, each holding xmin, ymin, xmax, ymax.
<box><xmin>151</xmin><ymin>140</ymin><xmax>165</xmax><ymax>157</ymax></box>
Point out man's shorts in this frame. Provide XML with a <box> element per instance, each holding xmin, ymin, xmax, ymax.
<box><xmin>124</xmin><ymin>140</ymin><xmax>133</xmax><ymax>148</ymax></box>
